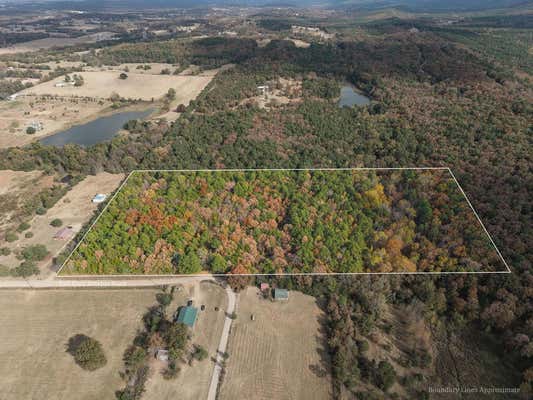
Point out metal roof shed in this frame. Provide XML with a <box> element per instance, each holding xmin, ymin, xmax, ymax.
<box><xmin>177</xmin><ymin>306</ymin><xmax>198</xmax><ymax>327</ymax></box>
<box><xmin>274</xmin><ymin>288</ymin><xmax>289</xmax><ymax>301</ymax></box>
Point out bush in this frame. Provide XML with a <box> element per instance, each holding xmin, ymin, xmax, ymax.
<box><xmin>67</xmin><ymin>334</ymin><xmax>107</xmax><ymax>371</ymax></box>
<box><xmin>192</xmin><ymin>345</ymin><xmax>208</xmax><ymax>361</ymax></box>
<box><xmin>21</xmin><ymin>244</ymin><xmax>48</xmax><ymax>261</ymax></box>
<box><xmin>13</xmin><ymin>260</ymin><xmax>39</xmax><ymax>277</ymax></box>
<box><xmin>26</xmin><ymin>126</ymin><xmax>36</xmax><ymax>135</ymax></box>
<box><xmin>17</xmin><ymin>222</ymin><xmax>31</xmax><ymax>232</ymax></box>
<box><xmin>35</xmin><ymin>206</ymin><xmax>47</xmax><ymax>215</ymax></box>
<box><xmin>50</xmin><ymin>218</ymin><xmax>63</xmax><ymax>227</ymax></box>
<box><xmin>119</xmin><ymin>73</ymin><xmax>128</xmax><ymax>80</ymax></box>
<box><xmin>25</xmin><ymin>232</ymin><xmax>34</xmax><ymax>238</ymax></box>
<box><xmin>156</xmin><ymin>292</ymin><xmax>173</xmax><ymax>307</ymax></box>
<box><xmin>5</xmin><ymin>232</ymin><xmax>18</xmax><ymax>242</ymax></box>
<box><xmin>0</xmin><ymin>247</ymin><xmax>11</xmax><ymax>256</ymax></box>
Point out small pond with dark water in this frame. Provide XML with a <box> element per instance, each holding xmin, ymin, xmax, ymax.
<box><xmin>40</xmin><ymin>108</ymin><xmax>154</xmax><ymax>147</ymax></box>
<box><xmin>338</xmin><ymin>85</ymin><xmax>370</xmax><ymax>107</ymax></box>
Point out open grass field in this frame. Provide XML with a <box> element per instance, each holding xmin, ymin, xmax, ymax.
<box><xmin>0</xmin><ymin>288</ymin><xmax>159</xmax><ymax>400</ymax></box>
<box><xmin>219</xmin><ymin>287</ymin><xmax>332</xmax><ymax>400</ymax></box>
<box><xmin>20</xmin><ymin>71</ymin><xmax>214</xmax><ymax>101</ymax></box>
<box><xmin>0</xmin><ymin>172</ymin><xmax>124</xmax><ymax>277</ymax></box>
<box><xmin>144</xmin><ymin>280</ymin><xmax>228</xmax><ymax>400</ymax></box>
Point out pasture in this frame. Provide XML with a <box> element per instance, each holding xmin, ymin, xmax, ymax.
<box><xmin>219</xmin><ymin>287</ymin><xmax>332</xmax><ymax>400</ymax></box>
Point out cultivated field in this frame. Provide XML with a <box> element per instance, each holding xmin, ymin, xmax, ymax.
<box><xmin>20</xmin><ymin>71</ymin><xmax>214</xmax><ymax>101</ymax></box>
<box><xmin>0</xmin><ymin>172</ymin><xmax>124</xmax><ymax>277</ymax></box>
<box><xmin>219</xmin><ymin>287</ymin><xmax>332</xmax><ymax>400</ymax></box>
<box><xmin>0</xmin><ymin>288</ymin><xmax>159</xmax><ymax>400</ymax></box>
<box><xmin>144</xmin><ymin>280</ymin><xmax>228</xmax><ymax>400</ymax></box>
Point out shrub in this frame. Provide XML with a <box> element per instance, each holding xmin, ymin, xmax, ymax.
<box><xmin>0</xmin><ymin>247</ymin><xmax>11</xmax><ymax>256</ymax></box>
<box><xmin>5</xmin><ymin>232</ymin><xmax>18</xmax><ymax>242</ymax></box>
<box><xmin>35</xmin><ymin>206</ymin><xmax>47</xmax><ymax>215</ymax></box>
<box><xmin>156</xmin><ymin>292</ymin><xmax>173</xmax><ymax>307</ymax></box>
<box><xmin>26</xmin><ymin>126</ymin><xmax>36</xmax><ymax>135</ymax></box>
<box><xmin>192</xmin><ymin>345</ymin><xmax>208</xmax><ymax>361</ymax></box>
<box><xmin>13</xmin><ymin>260</ymin><xmax>39</xmax><ymax>277</ymax></box>
<box><xmin>25</xmin><ymin>232</ymin><xmax>33</xmax><ymax>238</ymax></box>
<box><xmin>17</xmin><ymin>222</ymin><xmax>31</xmax><ymax>232</ymax></box>
<box><xmin>119</xmin><ymin>73</ymin><xmax>128</xmax><ymax>80</ymax></box>
<box><xmin>21</xmin><ymin>244</ymin><xmax>48</xmax><ymax>261</ymax></box>
<box><xmin>67</xmin><ymin>334</ymin><xmax>107</xmax><ymax>371</ymax></box>
<box><xmin>50</xmin><ymin>218</ymin><xmax>63</xmax><ymax>227</ymax></box>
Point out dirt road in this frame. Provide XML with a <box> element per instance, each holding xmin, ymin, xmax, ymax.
<box><xmin>207</xmin><ymin>285</ymin><xmax>237</xmax><ymax>400</ymax></box>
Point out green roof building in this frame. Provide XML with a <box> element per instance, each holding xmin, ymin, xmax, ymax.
<box><xmin>274</xmin><ymin>288</ymin><xmax>289</xmax><ymax>301</ymax></box>
<box><xmin>177</xmin><ymin>306</ymin><xmax>198</xmax><ymax>327</ymax></box>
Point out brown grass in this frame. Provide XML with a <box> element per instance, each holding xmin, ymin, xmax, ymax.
<box><xmin>219</xmin><ymin>287</ymin><xmax>332</xmax><ymax>400</ymax></box>
<box><xmin>0</xmin><ymin>289</ymin><xmax>159</xmax><ymax>400</ymax></box>
<box><xmin>0</xmin><ymin>172</ymin><xmax>124</xmax><ymax>277</ymax></box>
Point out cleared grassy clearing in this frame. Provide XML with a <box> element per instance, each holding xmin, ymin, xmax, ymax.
<box><xmin>0</xmin><ymin>289</ymin><xmax>158</xmax><ymax>400</ymax></box>
<box><xmin>20</xmin><ymin>71</ymin><xmax>214</xmax><ymax>101</ymax></box>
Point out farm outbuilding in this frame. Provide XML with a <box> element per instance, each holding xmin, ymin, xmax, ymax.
<box><xmin>92</xmin><ymin>194</ymin><xmax>107</xmax><ymax>203</ymax></box>
<box><xmin>177</xmin><ymin>306</ymin><xmax>198</xmax><ymax>327</ymax></box>
<box><xmin>274</xmin><ymin>288</ymin><xmax>289</xmax><ymax>301</ymax></box>
<box><xmin>54</xmin><ymin>227</ymin><xmax>74</xmax><ymax>240</ymax></box>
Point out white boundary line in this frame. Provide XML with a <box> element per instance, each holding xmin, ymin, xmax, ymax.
<box><xmin>57</xmin><ymin>167</ymin><xmax>511</xmax><ymax>277</ymax></box>
<box><xmin>447</xmin><ymin>167</ymin><xmax>511</xmax><ymax>273</ymax></box>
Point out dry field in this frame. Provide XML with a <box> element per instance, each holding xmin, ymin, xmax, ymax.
<box><xmin>219</xmin><ymin>287</ymin><xmax>332</xmax><ymax>400</ymax></box>
<box><xmin>0</xmin><ymin>170</ymin><xmax>54</xmax><ymax>232</ymax></box>
<box><xmin>0</xmin><ymin>172</ymin><xmax>124</xmax><ymax>277</ymax></box>
<box><xmin>20</xmin><ymin>71</ymin><xmax>214</xmax><ymax>102</ymax></box>
<box><xmin>0</xmin><ymin>32</ymin><xmax>116</xmax><ymax>55</ymax></box>
<box><xmin>0</xmin><ymin>96</ymin><xmax>112</xmax><ymax>148</ymax></box>
<box><xmin>0</xmin><ymin>288</ymin><xmax>159</xmax><ymax>400</ymax></box>
<box><xmin>144</xmin><ymin>280</ymin><xmax>228</xmax><ymax>400</ymax></box>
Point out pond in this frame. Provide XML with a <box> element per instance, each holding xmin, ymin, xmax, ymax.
<box><xmin>338</xmin><ymin>85</ymin><xmax>370</xmax><ymax>107</ymax></box>
<box><xmin>39</xmin><ymin>108</ymin><xmax>154</xmax><ymax>147</ymax></box>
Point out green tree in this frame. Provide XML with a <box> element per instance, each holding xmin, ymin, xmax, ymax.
<box><xmin>68</xmin><ymin>334</ymin><xmax>107</xmax><ymax>371</ymax></box>
<box><xmin>13</xmin><ymin>260</ymin><xmax>39</xmax><ymax>277</ymax></box>
<box><xmin>50</xmin><ymin>218</ymin><xmax>63</xmax><ymax>227</ymax></box>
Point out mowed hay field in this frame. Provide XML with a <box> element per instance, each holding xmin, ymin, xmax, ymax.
<box><xmin>220</xmin><ymin>287</ymin><xmax>332</xmax><ymax>400</ymax></box>
<box><xmin>144</xmin><ymin>281</ymin><xmax>228</xmax><ymax>400</ymax></box>
<box><xmin>21</xmin><ymin>71</ymin><xmax>214</xmax><ymax>101</ymax></box>
<box><xmin>0</xmin><ymin>289</ymin><xmax>159</xmax><ymax>400</ymax></box>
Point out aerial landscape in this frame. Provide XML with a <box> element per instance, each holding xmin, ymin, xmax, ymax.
<box><xmin>0</xmin><ymin>0</ymin><xmax>531</xmax><ymax>399</ymax></box>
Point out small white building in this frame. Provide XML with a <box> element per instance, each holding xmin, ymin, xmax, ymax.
<box><xmin>92</xmin><ymin>194</ymin><xmax>107</xmax><ymax>203</ymax></box>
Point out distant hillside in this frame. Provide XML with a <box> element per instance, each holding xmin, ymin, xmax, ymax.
<box><xmin>7</xmin><ymin>0</ymin><xmax>533</xmax><ymax>12</ymax></box>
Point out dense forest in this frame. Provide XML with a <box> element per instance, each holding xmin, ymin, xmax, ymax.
<box><xmin>0</xmin><ymin>18</ymin><xmax>531</xmax><ymax>397</ymax></box>
<box><xmin>63</xmin><ymin>169</ymin><xmax>503</xmax><ymax>275</ymax></box>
